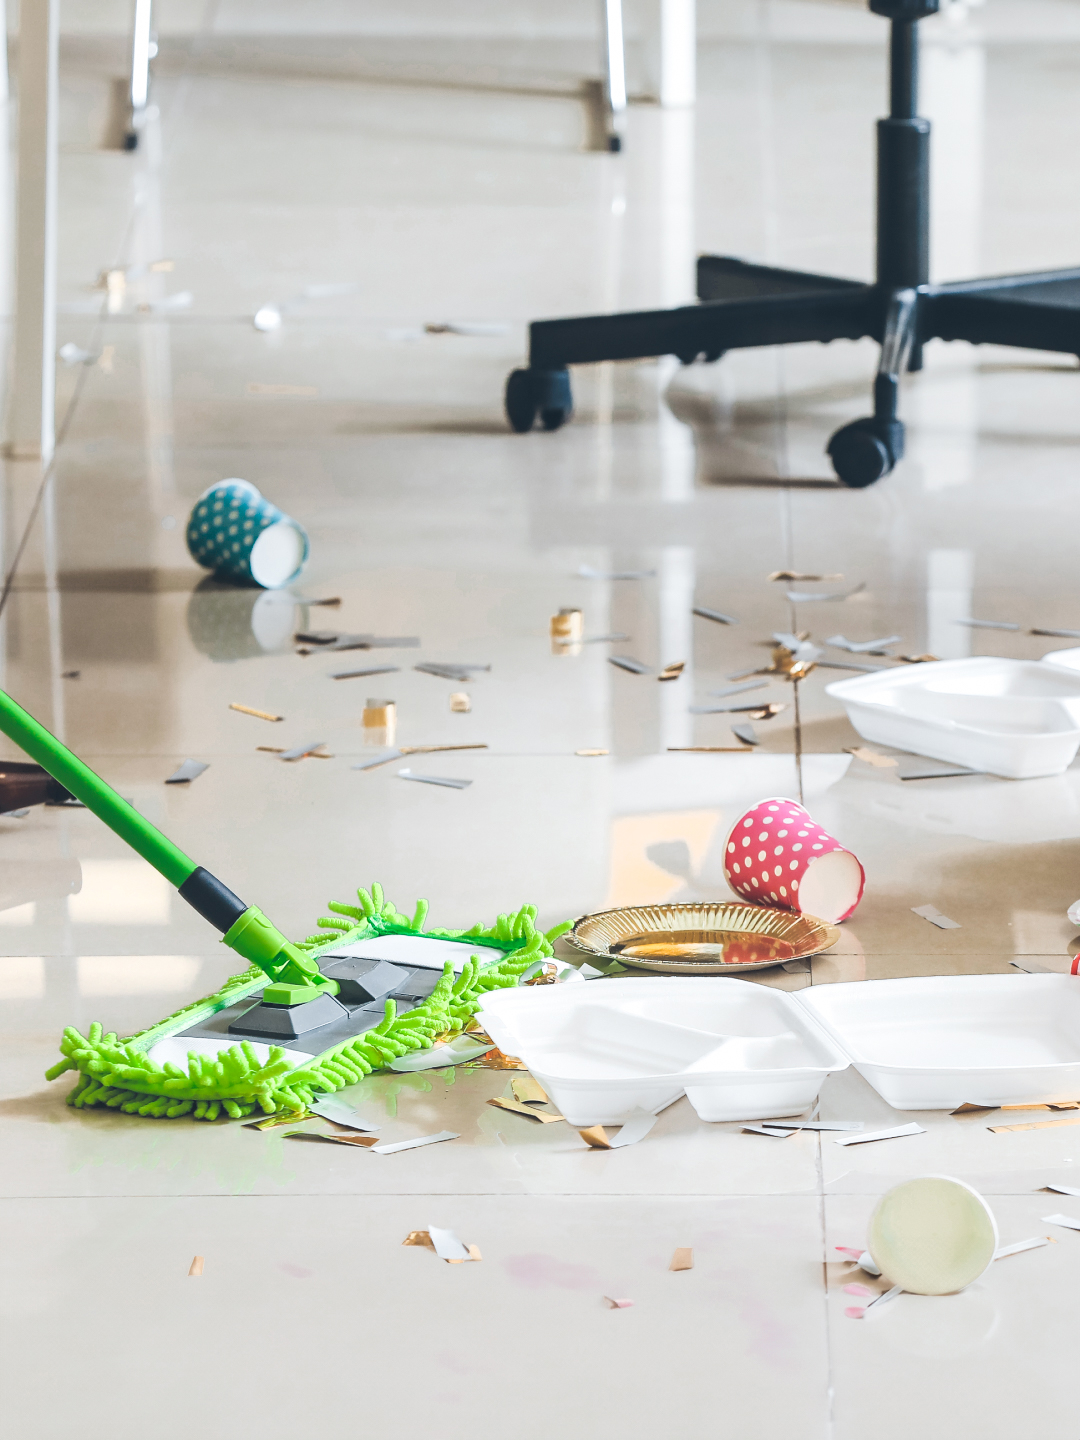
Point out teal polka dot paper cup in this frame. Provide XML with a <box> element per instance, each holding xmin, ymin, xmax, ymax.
<box><xmin>186</xmin><ymin>479</ymin><xmax>309</xmax><ymax>589</ymax></box>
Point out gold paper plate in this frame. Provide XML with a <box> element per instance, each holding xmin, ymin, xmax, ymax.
<box><xmin>569</xmin><ymin>902</ymin><xmax>841</xmax><ymax>974</ymax></box>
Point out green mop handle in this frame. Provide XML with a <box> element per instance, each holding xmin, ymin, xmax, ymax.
<box><xmin>0</xmin><ymin>687</ymin><xmax>334</xmax><ymax>1002</ymax></box>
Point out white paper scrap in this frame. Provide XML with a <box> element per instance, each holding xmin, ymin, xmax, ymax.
<box><xmin>911</xmin><ymin>904</ymin><xmax>961</xmax><ymax>930</ymax></box>
<box><xmin>826</xmin><ymin>634</ymin><xmax>901</xmax><ymax>653</ymax></box>
<box><xmin>427</xmin><ymin>1225</ymin><xmax>472</xmax><ymax>1261</ymax></box>
<box><xmin>786</xmin><ymin>582</ymin><xmax>865</xmax><ymax>604</ymax></box>
<box><xmin>608</xmin><ymin>656</ymin><xmax>653</xmax><ymax>675</ymax></box>
<box><xmin>397</xmin><ymin>769</ymin><xmax>472</xmax><ymax>790</ymax></box>
<box><xmin>388</xmin><ymin>1035</ymin><xmax>493</xmax><ymax>1072</ymax></box>
<box><xmin>690</xmin><ymin>700</ymin><xmax>772</xmax><ymax>714</ymax></box>
<box><xmin>165</xmin><ymin>759</ymin><xmax>209</xmax><ymax>784</ymax></box>
<box><xmin>280</xmin><ymin>740</ymin><xmax>326</xmax><ymax>761</ymax></box>
<box><xmin>710</xmin><ymin>681</ymin><xmax>767</xmax><ymax>699</ymax></box>
<box><xmin>956</xmin><ymin>619</ymin><xmax>1019</xmax><ymax>631</ymax></box>
<box><xmin>371</xmin><ymin>1130</ymin><xmax>459</xmax><ymax>1155</ymax></box>
<box><xmin>834</xmin><ymin>1122</ymin><xmax>925</xmax><ymax>1147</ymax></box>
<box><xmin>354</xmin><ymin>750</ymin><xmax>404</xmax><ymax>770</ymax></box>
<box><xmin>1043</xmin><ymin>1213</ymin><xmax>1080</xmax><ymax>1231</ymax></box>
<box><xmin>744</xmin><ymin>1125</ymin><xmax>795</xmax><ymax>1138</ymax></box>
<box><xmin>994</xmin><ymin>1238</ymin><xmax>1050</xmax><ymax>1259</ymax></box>
<box><xmin>607</xmin><ymin>1108</ymin><xmax>658</xmax><ymax>1148</ymax></box>
<box><xmin>309</xmin><ymin>1098</ymin><xmax>380</xmax><ymax>1131</ymax></box>
<box><xmin>693</xmin><ymin>606</ymin><xmax>738</xmax><ymax>625</ymax></box>
<box><xmin>864</xmin><ymin>1283</ymin><xmax>903</xmax><ymax>1313</ymax></box>
<box><xmin>1044</xmin><ymin>1184</ymin><xmax>1080</xmax><ymax>1196</ymax></box>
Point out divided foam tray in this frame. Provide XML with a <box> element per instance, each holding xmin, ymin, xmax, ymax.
<box><xmin>477</xmin><ymin>978</ymin><xmax>850</xmax><ymax>1125</ymax></box>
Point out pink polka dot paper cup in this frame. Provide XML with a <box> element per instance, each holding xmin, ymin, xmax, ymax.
<box><xmin>723</xmin><ymin>798</ymin><xmax>865</xmax><ymax>924</ymax></box>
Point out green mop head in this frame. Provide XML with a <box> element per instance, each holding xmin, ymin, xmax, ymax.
<box><xmin>46</xmin><ymin>882</ymin><xmax>571</xmax><ymax>1121</ymax></box>
<box><xmin>0</xmin><ymin>680</ymin><xmax>571</xmax><ymax>1124</ymax></box>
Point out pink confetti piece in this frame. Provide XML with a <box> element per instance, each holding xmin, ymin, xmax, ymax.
<box><xmin>835</xmin><ymin>1246</ymin><xmax>863</xmax><ymax>1261</ymax></box>
<box><xmin>603</xmin><ymin>1296</ymin><xmax>635</xmax><ymax>1309</ymax></box>
<box><xmin>842</xmin><ymin>1283</ymin><xmax>873</xmax><ymax>1297</ymax></box>
<box><xmin>845</xmin><ymin>1306</ymin><xmax>866</xmax><ymax>1320</ymax></box>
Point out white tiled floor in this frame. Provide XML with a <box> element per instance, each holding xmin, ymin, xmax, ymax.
<box><xmin>5</xmin><ymin>3</ymin><xmax>1080</xmax><ymax>1436</ymax></box>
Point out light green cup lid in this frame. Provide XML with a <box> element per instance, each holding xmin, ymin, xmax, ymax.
<box><xmin>868</xmin><ymin>1175</ymin><xmax>998</xmax><ymax>1295</ymax></box>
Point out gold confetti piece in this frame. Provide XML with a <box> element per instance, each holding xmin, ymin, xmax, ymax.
<box><xmin>658</xmin><ymin>661</ymin><xmax>685</xmax><ymax>682</ymax></box>
<box><xmin>188</xmin><ymin>1256</ymin><xmax>204</xmax><ymax>1277</ymax></box>
<box><xmin>450</xmin><ymin>692</ymin><xmax>471</xmax><ymax>713</ymax></box>
<box><xmin>603</xmin><ymin>1296</ymin><xmax>634</xmax><ymax>1309</ymax></box>
<box><xmin>512</xmin><ymin>1077</ymin><xmax>549</xmax><ymax>1105</ymax></box>
<box><xmin>245</xmin><ymin>1111</ymin><xmax>317</xmax><ymax>1130</ymax></box>
<box><xmin>256</xmin><ymin>745</ymin><xmax>286</xmax><ymax>754</ymax></box>
<box><xmin>403</xmin><ymin>1230</ymin><xmax>437</xmax><ymax>1249</ymax></box>
<box><xmin>246</xmin><ymin>382</ymin><xmax>318</xmax><ymax>396</ymax></box>
<box><xmin>283</xmin><ymin>1130</ymin><xmax>381</xmax><ymax>1147</ymax></box>
<box><xmin>363</xmin><ymin>702</ymin><xmax>396</xmax><ymax>728</ymax></box>
<box><xmin>1002</xmin><ymin>1102</ymin><xmax>1080</xmax><ymax>1112</ymax></box>
<box><xmin>669</xmin><ymin>1247</ymin><xmax>694</xmax><ymax>1272</ymax></box>
<box><xmin>463</xmin><ymin>1047</ymin><xmax>527</xmax><ymax>1071</ymax></box>
<box><xmin>952</xmin><ymin>1103</ymin><xmax>996</xmax><ymax>1114</ymax></box>
<box><xmin>487</xmin><ymin>1097</ymin><xmax>564</xmax><ymax>1123</ymax></box>
<box><xmin>400</xmin><ymin>744</ymin><xmax>488</xmax><ymax>755</ymax></box>
<box><xmin>579</xmin><ymin>1125</ymin><xmax>612</xmax><ymax>1150</ymax></box>
<box><xmin>989</xmin><ymin>1116</ymin><xmax>1080</xmax><ymax>1134</ymax></box>
<box><xmin>230</xmin><ymin>702</ymin><xmax>284</xmax><ymax>722</ymax></box>
<box><xmin>551</xmin><ymin>609</ymin><xmax>584</xmax><ymax>643</ymax></box>
<box><xmin>575</xmin><ymin>748</ymin><xmax>609</xmax><ymax>756</ymax></box>
<box><xmin>897</xmin><ymin>654</ymin><xmax>940</xmax><ymax>664</ymax></box>
<box><xmin>768</xmin><ymin>571</ymin><xmax>843</xmax><ymax>583</ymax></box>
<box><xmin>447</xmin><ymin>1245</ymin><xmax>484</xmax><ymax>1264</ymax></box>
<box><xmin>149</xmin><ymin>258</ymin><xmax>174</xmax><ymax>272</ymax></box>
<box><xmin>846</xmin><ymin>746</ymin><xmax>898</xmax><ymax>768</ymax></box>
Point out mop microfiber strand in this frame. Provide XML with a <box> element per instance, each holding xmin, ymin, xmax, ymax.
<box><xmin>47</xmin><ymin>883</ymin><xmax>569</xmax><ymax>1120</ymax></box>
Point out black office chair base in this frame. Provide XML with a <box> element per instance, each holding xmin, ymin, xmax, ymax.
<box><xmin>506</xmin><ymin>4</ymin><xmax>1080</xmax><ymax>487</ymax></box>
<box><xmin>506</xmin><ymin>257</ymin><xmax>1080</xmax><ymax>486</ymax></box>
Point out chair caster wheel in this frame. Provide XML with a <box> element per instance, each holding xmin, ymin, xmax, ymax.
<box><xmin>504</xmin><ymin>368</ymin><xmax>573</xmax><ymax>433</ymax></box>
<box><xmin>505</xmin><ymin>370</ymin><xmax>538</xmax><ymax>432</ymax></box>
<box><xmin>827</xmin><ymin>418</ymin><xmax>900</xmax><ymax>488</ymax></box>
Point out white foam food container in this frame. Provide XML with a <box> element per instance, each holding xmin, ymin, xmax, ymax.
<box><xmin>477</xmin><ymin>978</ymin><xmax>850</xmax><ymax>1125</ymax></box>
<box><xmin>794</xmin><ymin>974</ymin><xmax>1080</xmax><ymax>1110</ymax></box>
<box><xmin>824</xmin><ymin>657</ymin><xmax>1080</xmax><ymax>779</ymax></box>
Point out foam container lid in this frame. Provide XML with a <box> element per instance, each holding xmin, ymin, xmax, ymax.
<box><xmin>794</xmin><ymin>973</ymin><xmax>1080</xmax><ymax>1110</ymax></box>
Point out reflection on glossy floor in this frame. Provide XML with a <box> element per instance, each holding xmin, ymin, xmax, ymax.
<box><xmin>5</xmin><ymin>4</ymin><xmax>1080</xmax><ymax>1437</ymax></box>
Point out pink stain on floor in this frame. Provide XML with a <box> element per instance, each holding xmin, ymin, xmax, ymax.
<box><xmin>502</xmin><ymin>1253</ymin><xmax>604</xmax><ymax>1291</ymax></box>
<box><xmin>280</xmin><ymin>1262</ymin><xmax>313</xmax><ymax>1279</ymax></box>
